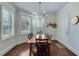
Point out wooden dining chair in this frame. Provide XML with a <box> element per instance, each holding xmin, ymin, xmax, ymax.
<box><xmin>45</xmin><ymin>33</ymin><xmax>52</xmax><ymax>40</ymax></box>
<box><xmin>28</xmin><ymin>32</ymin><xmax>33</xmax><ymax>40</ymax></box>
<box><xmin>49</xmin><ymin>35</ymin><xmax>52</xmax><ymax>40</ymax></box>
<box><xmin>35</xmin><ymin>38</ymin><xmax>49</xmax><ymax>56</ymax></box>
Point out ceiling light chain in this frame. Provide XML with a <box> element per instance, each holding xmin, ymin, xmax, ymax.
<box><xmin>38</xmin><ymin>2</ymin><xmax>42</xmax><ymax>20</ymax></box>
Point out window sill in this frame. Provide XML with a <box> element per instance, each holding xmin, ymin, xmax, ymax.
<box><xmin>1</xmin><ymin>34</ymin><xmax>14</xmax><ymax>40</ymax></box>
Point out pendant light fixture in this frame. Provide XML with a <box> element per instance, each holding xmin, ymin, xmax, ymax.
<box><xmin>38</xmin><ymin>2</ymin><xmax>42</xmax><ymax>20</ymax></box>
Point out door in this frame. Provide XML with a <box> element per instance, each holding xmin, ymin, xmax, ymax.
<box><xmin>60</xmin><ymin>16</ymin><xmax>70</xmax><ymax>47</ymax></box>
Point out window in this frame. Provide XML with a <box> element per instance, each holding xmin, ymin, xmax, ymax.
<box><xmin>32</xmin><ymin>15</ymin><xmax>45</xmax><ymax>34</ymax></box>
<box><xmin>20</xmin><ymin>12</ymin><xmax>31</xmax><ymax>34</ymax></box>
<box><xmin>21</xmin><ymin>15</ymin><xmax>29</xmax><ymax>30</ymax></box>
<box><xmin>1</xmin><ymin>6</ymin><xmax>14</xmax><ymax>40</ymax></box>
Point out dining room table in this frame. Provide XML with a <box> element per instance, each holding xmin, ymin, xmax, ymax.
<box><xmin>27</xmin><ymin>34</ymin><xmax>51</xmax><ymax>56</ymax></box>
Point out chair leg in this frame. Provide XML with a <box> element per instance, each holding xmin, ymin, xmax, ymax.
<box><xmin>48</xmin><ymin>44</ymin><xmax>50</xmax><ymax>56</ymax></box>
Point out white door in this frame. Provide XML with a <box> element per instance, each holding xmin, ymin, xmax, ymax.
<box><xmin>60</xmin><ymin>16</ymin><xmax>70</xmax><ymax>47</ymax></box>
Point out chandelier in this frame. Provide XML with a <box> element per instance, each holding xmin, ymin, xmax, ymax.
<box><xmin>38</xmin><ymin>2</ymin><xmax>42</xmax><ymax>20</ymax></box>
<box><xmin>38</xmin><ymin>2</ymin><xmax>46</xmax><ymax>20</ymax></box>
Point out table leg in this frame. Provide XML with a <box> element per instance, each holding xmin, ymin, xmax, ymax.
<box><xmin>48</xmin><ymin>44</ymin><xmax>50</xmax><ymax>56</ymax></box>
<box><xmin>30</xmin><ymin>43</ymin><xmax>32</xmax><ymax>56</ymax></box>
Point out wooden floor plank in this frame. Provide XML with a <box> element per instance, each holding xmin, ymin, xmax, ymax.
<box><xmin>4</xmin><ymin>40</ymin><xmax>76</xmax><ymax>56</ymax></box>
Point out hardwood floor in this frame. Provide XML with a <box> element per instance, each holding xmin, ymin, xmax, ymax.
<box><xmin>4</xmin><ymin>40</ymin><xmax>76</xmax><ymax>56</ymax></box>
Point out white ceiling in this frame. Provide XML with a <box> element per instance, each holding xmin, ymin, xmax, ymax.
<box><xmin>14</xmin><ymin>2</ymin><xmax>68</xmax><ymax>13</ymax></box>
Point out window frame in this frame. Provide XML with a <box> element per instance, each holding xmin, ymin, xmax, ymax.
<box><xmin>20</xmin><ymin>12</ymin><xmax>31</xmax><ymax>35</ymax></box>
<box><xmin>1</xmin><ymin>6</ymin><xmax>15</xmax><ymax>40</ymax></box>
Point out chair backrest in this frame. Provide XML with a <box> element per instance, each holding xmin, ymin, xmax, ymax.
<box><xmin>36</xmin><ymin>38</ymin><xmax>48</xmax><ymax>44</ymax></box>
<box><xmin>36</xmin><ymin>38</ymin><xmax>49</xmax><ymax>56</ymax></box>
<box><xmin>49</xmin><ymin>35</ymin><xmax>52</xmax><ymax>40</ymax></box>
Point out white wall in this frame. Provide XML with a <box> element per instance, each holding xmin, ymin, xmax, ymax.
<box><xmin>56</xmin><ymin>2</ymin><xmax>79</xmax><ymax>55</ymax></box>
<box><xmin>0</xmin><ymin>3</ymin><xmax>29</xmax><ymax>55</ymax></box>
<box><xmin>46</xmin><ymin>12</ymin><xmax>56</xmax><ymax>40</ymax></box>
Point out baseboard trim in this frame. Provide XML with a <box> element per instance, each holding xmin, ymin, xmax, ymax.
<box><xmin>0</xmin><ymin>39</ymin><xmax>28</xmax><ymax>56</ymax></box>
<box><xmin>0</xmin><ymin>44</ymin><xmax>15</xmax><ymax>56</ymax></box>
<box><xmin>68</xmin><ymin>45</ymin><xmax>79</xmax><ymax>56</ymax></box>
<box><xmin>57</xmin><ymin>39</ymin><xmax>79</xmax><ymax>56</ymax></box>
